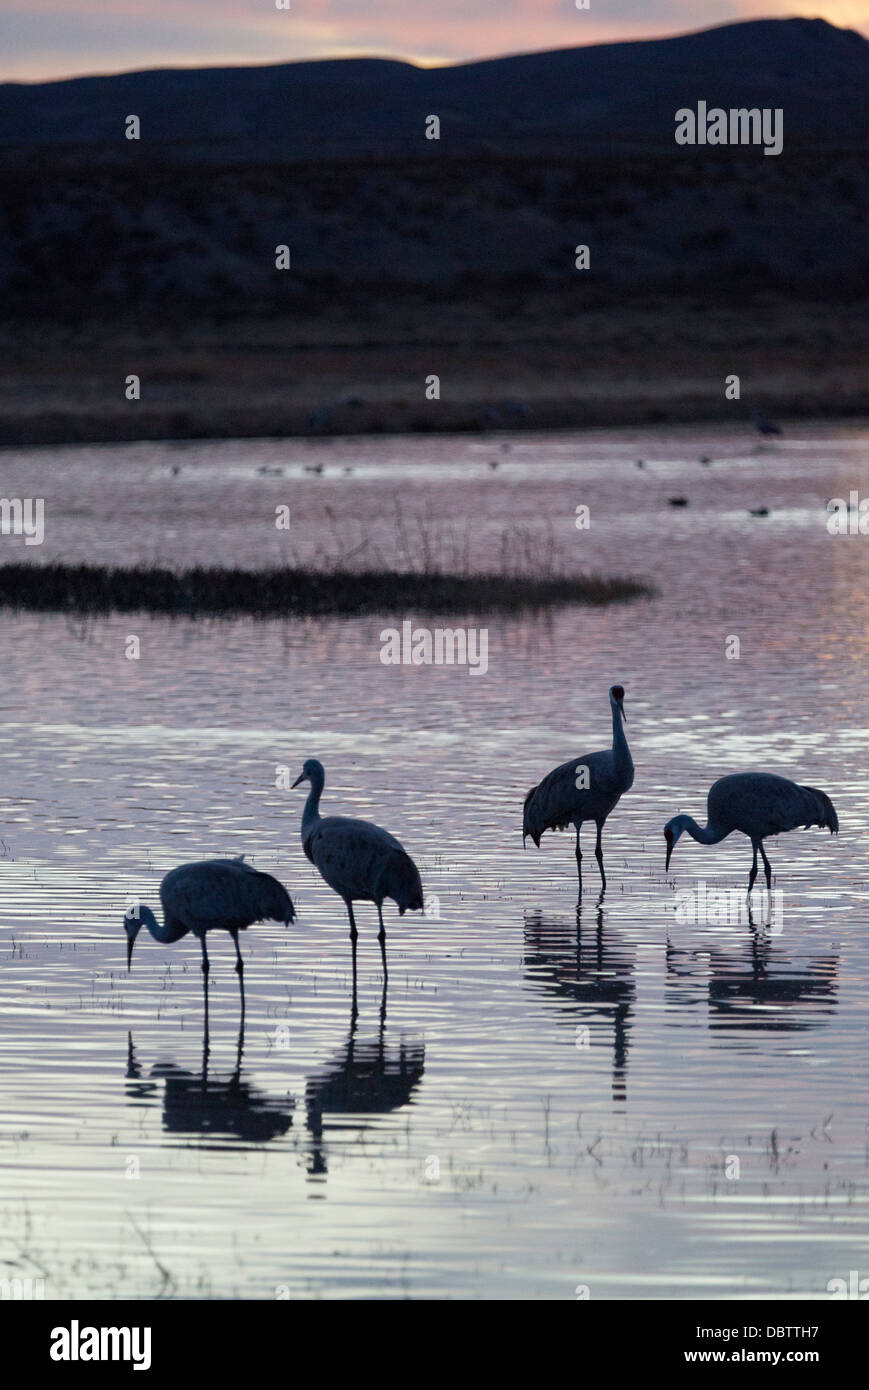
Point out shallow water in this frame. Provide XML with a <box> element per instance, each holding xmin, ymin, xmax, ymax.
<box><xmin>1</xmin><ymin>422</ymin><xmax>869</xmax><ymax>1299</ymax></box>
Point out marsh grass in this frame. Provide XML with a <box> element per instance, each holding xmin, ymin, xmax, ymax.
<box><xmin>310</xmin><ymin>503</ymin><xmax>570</xmax><ymax>581</ymax></box>
<box><xmin>0</xmin><ymin>560</ymin><xmax>652</xmax><ymax>617</ymax></box>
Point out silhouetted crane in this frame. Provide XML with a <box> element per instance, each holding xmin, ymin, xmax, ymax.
<box><xmin>124</xmin><ymin>858</ymin><xmax>295</xmax><ymax>1041</ymax></box>
<box><xmin>292</xmin><ymin>759</ymin><xmax>423</xmax><ymax>1003</ymax></box>
<box><xmin>523</xmin><ymin>685</ymin><xmax>634</xmax><ymax>896</ymax></box>
<box><xmin>665</xmin><ymin>772</ymin><xmax>838</xmax><ymax>891</ymax></box>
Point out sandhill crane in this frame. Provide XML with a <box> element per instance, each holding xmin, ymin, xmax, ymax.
<box><xmin>523</xmin><ymin>685</ymin><xmax>634</xmax><ymax>897</ymax></box>
<box><xmin>124</xmin><ymin>858</ymin><xmax>295</xmax><ymax>1040</ymax></box>
<box><xmin>292</xmin><ymin>758</ymin><xmax>423</xmax><ymax>1003</ymax></box>
<box><xmin>664</xmin><ymin>772</ymin><xmax>838</xmax><ymax>891</ymax></box>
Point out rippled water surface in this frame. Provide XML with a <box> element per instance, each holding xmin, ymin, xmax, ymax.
<box><xmin>1</xmin><ymin>423</ymin><xmax>869</xmax><ymax>1299</ymax></box>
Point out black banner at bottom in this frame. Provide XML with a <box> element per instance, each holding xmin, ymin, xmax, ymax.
<box><xmin>3</xmin><ymin>1297</ymin><xmax>863</xmax><ymax>1375</ymax></box>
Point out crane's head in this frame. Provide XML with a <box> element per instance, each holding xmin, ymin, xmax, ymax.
<box><xmin>292</xmin><ymin>758</ymin><xmax>325</xmax><ymax>790</ymax></box>
<box><xmin>123</xmin><ymin>902</ymin><xmax>142</xmax><ymax>972</ymax></box>
<box><xmin>609</xmin><ymin>684</ymin><xmax>626</xmax><ymax>722</ymax></box>
<box><xmin>664</xmin><ymin>817</ymin><xmax>686</xmax><ymax>871</ymax></box>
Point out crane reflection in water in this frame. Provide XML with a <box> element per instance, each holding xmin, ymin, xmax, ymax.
<box><xmin>522</xmin><ymin>904</ymin><xmax>636</xmax><ymax>1104</ymax></box>
<box><xmin>303</xmin><ymin>1009</ymin><xmax>425</xmax><ymax>1178</ymax></box>
<box><xmin>665</xmin><ymin>928</ymin><xmax>839</xmax><ymax>1038</ymax></box>
<box><xmin>125</xmin><ymin>1030</ymin><xmax>295</xmax><ymax>1145</ymax></box>
<box><xmin>123</xmin><ymin>1011</ymin><xmax>424</xmax><ymax>1172</ymax></box>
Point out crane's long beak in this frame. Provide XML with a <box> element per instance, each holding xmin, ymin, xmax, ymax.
<box><xmin>619</xmin><ymin>702</ymin><xmax>627</xmax><ymax>723</ymax></box>
<box><xmin>291</xmin><ymin>772</ymin><xmax>306</xmax><ymax>789</ymax></box>
<box><xmin>127</xmin><ymin>933</ymin><xmax>134</xmax><ymax>972</ymax></box>
<box><xmin>665</xmin><ymin>836</ymin><xmax>673</xmax><ymax>872</ymax></box>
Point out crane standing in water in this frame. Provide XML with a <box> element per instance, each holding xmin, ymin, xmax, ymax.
<box><xmin>664</xmin><ymin>772</ymin><xmax>838</xmax><ymax>890</ymax></box>
<box><xmin>123</xmin><ymin>858</ymin><xmax>295</xmax><ymax>1041</ymax></box>
<box><xmin>292</xmin><ymin>758</ymin><xmax>423</xmax><ymax>1005</ymax></box>
<box><xmin>523</xmin><ymin>685</ymin><xmax>634</xmax><ymax>897</ymax></box>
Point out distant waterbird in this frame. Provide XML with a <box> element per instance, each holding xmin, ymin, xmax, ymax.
<box><xmin>523</xmin><ymin>685</ymin><xmax>634</xmax><ymax>897</ymax></box>
<box><xmin>307</xmin><ymin>407</ymin><xmax>334</xmax><ymax>433</ymax></box>
<box><xmin>292</xmin><ymin>759</ymin><xmax>423</xmax><ymax>1004</ymax></box>
<box><xmin>664</xmin><ymin>772</ymin><xmax>838</xmax><ymax>892</ymax></box>
<box><xmin>124</xmin><ymin>858</ymin><xmax>295</xmax><ymax>1040</ymax></box>
<box><xmin>752</xmin><ymin>412</ymin><xmax>782</xmax><ymax>437</ymax></box>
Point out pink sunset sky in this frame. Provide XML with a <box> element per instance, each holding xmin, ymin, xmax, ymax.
<box><xmin>1</xmin><ymin>0</ymin><xmax>867</xmax><ymax>82</ymax></box>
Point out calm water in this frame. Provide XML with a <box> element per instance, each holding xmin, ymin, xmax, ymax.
<box><xmin>1</xmin><ymin>423</ymin><xmax>869</xmax><ymax>1299</ymax></box>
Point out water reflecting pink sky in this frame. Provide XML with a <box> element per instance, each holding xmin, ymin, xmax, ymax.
<box><xmin>0</xmin><ymin>422</ymin><xmax>867</xmax><ymax>1298</ymax></box>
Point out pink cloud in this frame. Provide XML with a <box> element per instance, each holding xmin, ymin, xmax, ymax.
<box><xmin>3</xmin><ymin>0</ymin><xmax>867</xmax><ymax>82</ymax></box>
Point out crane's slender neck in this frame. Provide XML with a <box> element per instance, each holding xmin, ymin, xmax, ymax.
<box><xmin>678</xmin><ymin>815</ymin><xmax>729</xmax><ymax>846</ymax></box>
<box><xmin>137</xmin><ymin>903</ymin><xmax>186</xmax><ymax>944</ymax></box>
<box><xmin>302</xmin><ymin>766</ymin><xmax>325</xmax><ymax>839</ymax></box>
<box><xmin>611</xmin><ymin>701</ymin><xmax>632</xmax><ymax>771</ymax></box>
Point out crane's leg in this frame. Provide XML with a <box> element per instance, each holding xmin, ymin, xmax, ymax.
<box><xmin>229</xmin><ymin>928</ymin><xmax>246</xmax><ymax>1032</ymax></box>
<box><xmin>199</xmin><ymin>934</ymin><xmax>211</xmax><ymax>1050</ymax></box>
<box><xmin>376</xmin><ymin>902</ymin><xmax>389</xmax><ymax>987</ymax></box>
<box><xmin>574</xmin><ymin>825</ymin><xmax>583</xmax><ymax>897</ymax></box>
<box><xmin>759</xmin><ymin>842</ymin><xmax>772</xmax><ymax>893</ymax></box>
<box><xmin>594</xmin><ymin>819</ymin><xmax>607</xmax><ymax>894</ymax></box>
<box><xmin>748</xmin><ymin>842</ymin><xmax>759</xmax><ymax>894</ymax></box>
<box><xmin>345</xmin><ymin>900</ymin><xmax>358</xmax><ymax>1019</ymax></box>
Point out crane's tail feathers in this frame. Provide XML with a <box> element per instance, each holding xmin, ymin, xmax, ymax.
<box><xmin>398</xmin><ymin>895</ymin><xmax>424</xmax><ymax>916</ymax></box>
<box><xmin>397</xmin><ymin>885</ymin><xmax>424</xmax><ymax>915</ymax></box>
<box><xmin>277</xmin><ymin>889</ymin><xmax>296</xmax><ymax>924</ymax></box>
<box><xmin>802</xmin><ymin>786</ymin><xmax>839</xmax><ymax>834</ymax></box>
<box><xmin>522</xmin><ymin>786</ymin><xmax>543</xmax><ymax>849</ymax></box>
<box><xmin>391</xmin><ymin>855</ymin><xmax>424</xmax><ymax>914</ymax></box>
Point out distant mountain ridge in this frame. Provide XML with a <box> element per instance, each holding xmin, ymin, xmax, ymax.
<box><xmin>1</xmin><ymin>16</ymin><xmax>867</xmax><ymax>319</ymax></box>
<box><xmin>0</xmin><ymin>17</ymin><xmax>867</xmax><ymax>156</ymax></box>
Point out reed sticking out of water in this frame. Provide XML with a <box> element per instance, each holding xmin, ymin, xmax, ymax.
<box><xmin>0</xmin><ymin>562</ymin><xmax>652</xmax><ymax>617</ymax></box>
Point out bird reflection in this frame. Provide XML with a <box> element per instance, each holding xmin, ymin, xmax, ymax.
<box><xmin>666</xmin><ymin>930</ymin><xmax>839</xmax><ymax>1035</ymax></box>
<box><xmin>125</xmin><ymin>1030</ymin><xmax>294</xmax><ymax>1143</ymax></box>
<box><xmin>304</xmin><ymin>1009</ymin><xmax>425</xmax><ymax>1177</ymax></box>
<box><xmin>523</xmin><ymin>903</ymin><xmax>636</xmax><ymax>1103</ymax></box>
